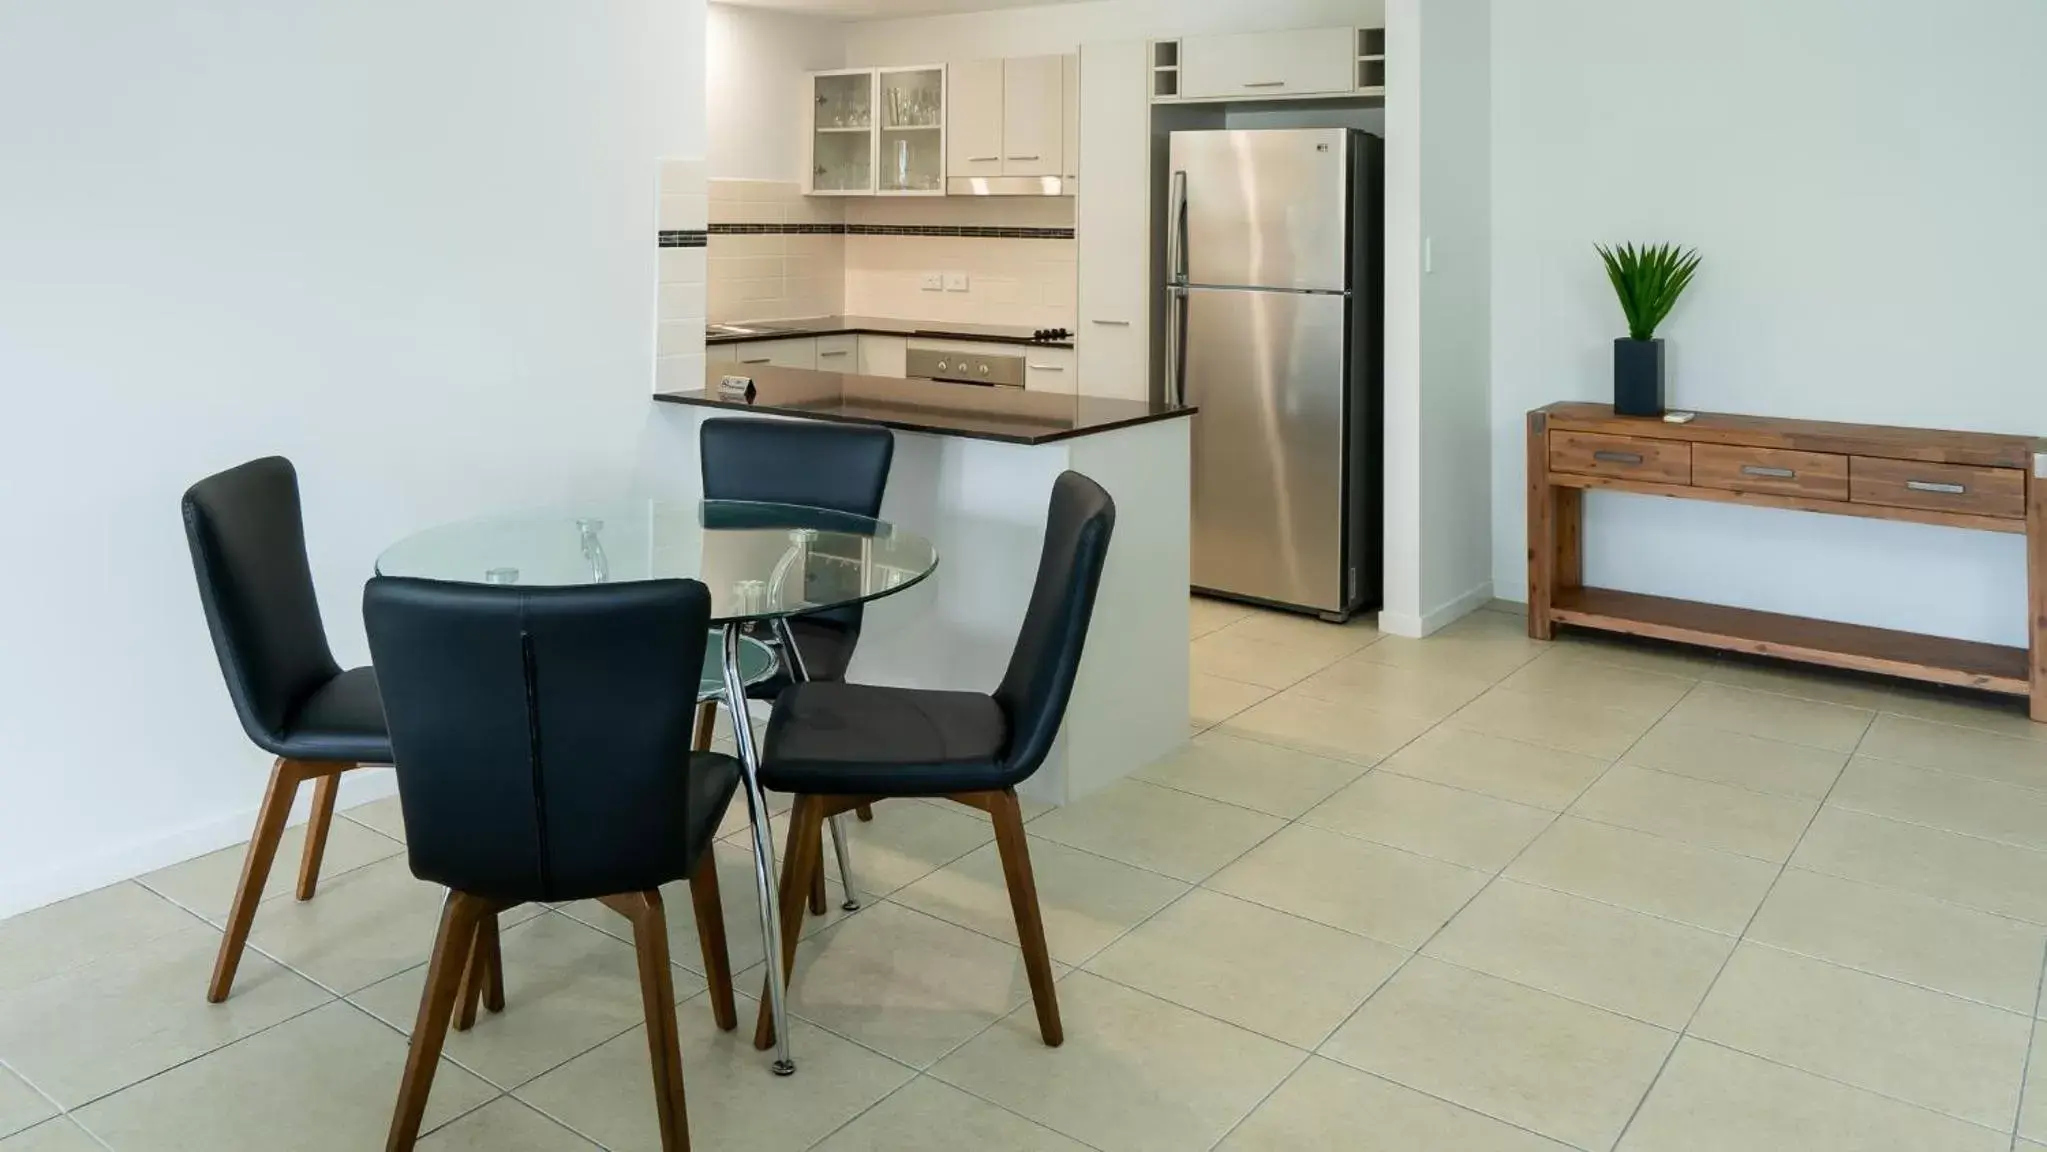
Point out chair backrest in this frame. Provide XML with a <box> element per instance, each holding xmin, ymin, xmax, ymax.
<box><xmin>700</xmin><ymin>417</ymin><xmax>894</xmax><ymax>632</ymax></box>
<box><xmin>994</xmin><ymin>471</ymin><xmax>1118</xmax><ymax>781</ymax></box>
<box><xmin>181</xmin><ymin>456</ymin><xmax>343</xmax><ymax>753</ymax></box>
<box><xmin>363</xmin><ymin>576</ymin><xmax>715</xmax><ymax>903</ymax></box>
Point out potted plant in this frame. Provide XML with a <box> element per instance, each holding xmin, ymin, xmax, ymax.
<box><xmin>1596</xmin><ymin>242</ymin><xmax>1701</xmax><ymax>417</ymax></box>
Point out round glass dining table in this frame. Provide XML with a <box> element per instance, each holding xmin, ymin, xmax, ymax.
<box><xmin>377</xmin><ymin>499</ymin><xmax>940</xmax><ymax>1075</ymax></box>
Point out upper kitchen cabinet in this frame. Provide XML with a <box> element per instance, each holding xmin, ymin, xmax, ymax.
<box><xmin>946</xmin><ymin>54</ymin><xmax>1075</xmax><ymax>193</ymax></box>
<box><xmin>808</xmin><ymin>65</ymin><xmax>947</xmax><ymax>196</ymax></box>
<box><xmin>947</xmin><ymin>60</ymin><xmax>1005</xmax><ymax>183</ymax></box>
<box><xmin>1062</xmin><ymin>54</ymin><xmax>1080</xmax><ymax>185</ymax></box>
<box><xmin>1151</xmin><ymin>27</ymin><xmax>1383</xmax><ymax>103</ymax></box>
<box><xmin>1000</xmin><ymin>55</ymin><xmax>1063</xmax><ymax>177</ymax></box>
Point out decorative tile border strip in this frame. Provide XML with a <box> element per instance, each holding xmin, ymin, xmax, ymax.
<box><xmin>658</xmin><ymin>230</ymin><xmax>707</xmax><ymax>248</ymax></box>
<box><xmin>693</xmin><ymin>223</ymin><xmax>1075</xmax><ymax>240</ymax></box>
<box><xmin>712</xmin><ymin>223</ymin><xmax>845</xmax><ymax>235</ymax></box>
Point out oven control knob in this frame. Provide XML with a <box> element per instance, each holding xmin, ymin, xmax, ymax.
<box><xmin>978</xmin><ymin>363</ymin><xmax>990</xmax><ymax>377</ymax></box>
<box><xmin>935</xmin><ymin>359</ymin><xmax>949</xmax><ymax>373</ymax></box>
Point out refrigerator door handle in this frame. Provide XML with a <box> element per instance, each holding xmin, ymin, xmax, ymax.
<box><xmin>1164</xmin><ymin>170</ymin><xmax>1189</xmax><ymax>407</ymax></box>
<box><xmin>1166</xmin><ymin>170</ymin><xmax>1189</xmax><ymax>284</ymax></box>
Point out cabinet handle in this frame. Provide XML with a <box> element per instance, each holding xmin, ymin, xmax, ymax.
<box><xmin>1906</xmin><ymin>479</ymin><xmax>1967</xmax><ymax>495</ymax></box>
<box><xmin>1244</xmin><ymin>80</ymin><xmax>1287</xmax><ymax>88</ymax></box>
<box><xmin>740</xmin><ymin>358</ymin><xmax>771</xmax><ymax>365</ymax></box>
<box><xmin>819</xmin><ymin>349</ymin><xmax>849</xmax><ymax>357</ymax></box>
<box><xmin>1740</xmin><ymin>465</ymin><xmax>1796</xmax><ymax>479</ymax></box>
<box><xmin>1593</xmin><ymin>450</ymin><xmax>1644</xmax><ymax>465</ymax></box>
<box><xmin>1027</xmin><ymin>363</ymin><xmax>1066</xmax><ymax>371</ymax></box>
<box><xmin>967</xmin><ymin>155</ymin><xmax>1000</xmax><ymax>162</ymax></box>
<box><xmin>1090</xmin><ymin>318</ymin><xmax>1132</xmax><ymax>326</ymax></box>
<box><xmin>1006</xmin><ymin>155</ymin><xmax>1040</xmax><ymax>161</ymax></box>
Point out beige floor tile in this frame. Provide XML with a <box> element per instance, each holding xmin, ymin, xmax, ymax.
<box><xmin>1792</xmin><ymin>806</ymin><xmax>2047</xmax><ymax>924</ymax></box>
<box><xmin>813</xmin><ymin>1075</ymin><xmax>1089</xmax><ymax>1152</ymax></box>
<box><xmin>1191</xmin><ymin>631</ymin><xmax>1339</xmax><ymax>690</ymax></box>
<box><xmin>1664</xmin><ymin>681</ymin><xmax>1873</xmax><ymax>753</ymax></box>
<box><xmin>1424</xmin><ymin>879</ymin><xmax>1734</xmax><ymax>1029</ymax></box>
<box><xmin>1378</xmin><ymin>727</ymin><xmax>1610</xmax><ymax>811</ymax></box>
<box><xmin>1189</xmin><ymin>673</ymin><xmax>1275</xmax><ymax>728</ymax></box>
<box><xmin>1288</xmin><ymin>656</ymin><xmax>1493</xmax><ymax>721</ymax></box>
<box><xmin>1548</xmin><ymin>632</ymin><xmax>1723</xmax><ymax>678</ymax></box>
<box><xmin>0</xmin><ymin>1119</ymin><xmax>100</xmax><ymax>1152</ymax></box>
<box><xmin>2022</xmin><ymin>1031</ymin><xmax>2047</xmax><ymax>1142</ymax></box>
<box><xmin>1833</xmin><ymin>755</ymin><xmax>2047</xmax><ymax>852</ymax></box>
<box><xmin>1211</xmin><ymin>609</ymin><xmax>1380</xmax><ymax>662</ymax></box>
<box><xmin>765</xmin><ymin>799</ymin><xmax>994</xmax><ymax>898</ymax></box>
<box><xmin>1624</xmin><ymin>719</ymin><xmax>1847</xmax><ymax>800</ymax></box>
<box><xmin>1690</xmin><ymin>943</ymin><xmax>2030</xmax><ymax>1128</ymax></box>
<box><xmin>1696</xmin><ymin>658</ymin><xmax>1900</xmax><ymax>713</ymax></box>
<box><xmin>1860</xmin><ymin>714</ymin><xmax>2047</xmax><ymax>790</ymax></box>
<box><xmin>342</xmin><ymin>794</ymin><xmax>408</xmax><ymax>843</ymax></box>
<box><xmin>518</xmin><ymin>990</ymin><xmax>913</xmax><ymax>1152</ymax></box>
<box><xmin>1348</xmin><ymin>631</ymin><xmax>1546</xmax><ymax>683</ymax></box>
<box><xmin>417</xmin><ymin>1097</ymin><xmax>600</xmax><ymax>1151</ymax></box>
<box><xmin>1303</xmin><ymin>772</ymin><xmax>1553</xmax><ymax>871</ymax></box>
<box><xmin>1219</xmin><ymin>1057</ymin><xmax>1571</xmax><ymax>1151</ymax></box>
<box><xmin>1447</xmin><ymin>686</ymin><xmax>1664</xmax><ymax>760</ymax></box>
<box><xmin>1570</xmin><ymin>765</ymin><xmax>1818</xmax><ymax>863</ymax></box>
<box><xmin>0</xmin><ymin>1067</ymin><xmax>54</xmax><ymax>1140</ymax></box>
<box><xmin>1747</xmin><ymin>868</ymin><xmax>2046</xmax><ymax>1014</ymax></box>
<box><xmin>1218</xmin><ymin>691</ymin><xmax>1433</xmax><ymax>765</ymax></box>
<box><xmin>1498</xmin><ymin>649</ymin><xmax>1697</xmax><ymax>712</ymax></box>
<box><xmin>1085</xmin><ymin>889</ymin><xmax>1406</xmax><ymax>1048</ymax></box>
<box><xmin>247</xmin><ymin>855</ymin><xmax>535</xmax><ymax>995</ymax></box>
<box><xmin>891</xmin><ymin>836</ymin><xmax>1189</xmax><ymax>966</ymax></box>
<box><xmin>1501</xmin><ymin>817</ymin><xmax>1782</xmax><ymax>935</ymax></box>
<box><xmin>71</xmin><ymin>1001</ymin><xmax>494</xmax><ymax>1151</ymax></box>
<box><xmin>1321</xmin><ymin>957</ymin><xmax>1675</xmax><ymax>1151</ymax></box>
<box><xmin>768</xmin><ymin>902</ymin><xmax>1061</xmax><ymax>1068</ymax></box>
<box><xmin>1880</xmin><ymin>687</ymin><xmax>2047</xmax><ymax>743</ymax></box>
<box><xmin>1189</xmin><ymin>596</ymin><xmax>1254</xmax><ymax>639</ymax></box>
<box><xmin>1134</xmin><ymin>730</ymin><xmax>1366</xmax><ymax>818</ymax></box>
<box><xmin>0</xmin><ymin>919</ymin><xmax>329</xmax><ymax>1107</ymax></box>
<box><xmin>1026</xmin><ymin>780</ymin><xmax>1284</xmax><ymax>883</ymax></box>
<box><xmin>0</xmin><ymin>882</ymin><xmax>203</xmax><ymax>996</ymax></box>
<box><xmin>139</xmin><ymin>815</ymin><xmax>405</xmax><ymax>923</ymax></box>
<box><xmin>932</xmin><ymin>971</ymin><xmax>1302</xmax><ymax>1152</ymax></box>
<box><xmin>1618</xmin><ymin>1037</ymin><xmax>2009</xmax><ymax>1152</ymax></box>
<box><xmin>352</xmin><ymin>911</ymin><xmax>704</xmax><ymax>1089</ymax></box>
<box><xmin>1206</xmin><ymin>824</ymin><xmax>1488</xmax><ymax>948</ymax></box>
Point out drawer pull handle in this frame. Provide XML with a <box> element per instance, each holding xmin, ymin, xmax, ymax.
<box><xmin>1593</xmin><ymin>450</ymin><xmax>1644</xmax><ymax>465</ymax></box>
<box><xmin>1006</xmin><ymin>155</ymin><xmax>1041</xmax><ymax>161</ymax></box>
<box><xmin>1028</xmin><ymin>363</ymin><xmax>1066</xmax><ymax>371</ymax></box>
<box><xmin>1741</xmin><ymin>465</ymin><xmax>1796</xmax><ymax>479</ymax></box>
<box><xmin>1244</xmin><ymin>81</ymin><xmax>1288</xmax><ymax>88</ymax></box>
<box><xmin>740</xmin><ymin>358</ymin><xmax>771</xmax><ymax>364</ymax></box>
<box><xmin>819</xmin><ymin>349</ymin><xmax>849</xmax><ymax>357</ymax></box>
<box><xmin>1906</xmin><ymin>480</ymin><xmax>1967</xmax><ymax>495</ymax></box>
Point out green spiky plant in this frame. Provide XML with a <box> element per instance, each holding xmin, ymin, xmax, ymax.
<box><xmin>1596</xmin><ymin>243</ymin><xmax>1701</xmax><ymax>341</ymax></box>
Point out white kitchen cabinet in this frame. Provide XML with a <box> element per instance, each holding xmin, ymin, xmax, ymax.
<box><xmin>1173</xmin><ymin>27</ymin><xmax>1356</xmax><ymax>101</ymax></box>
<box><xmin>707</xmin><ymin>342</ymin><xmax>738</xmax><ymax>365</ymax></box>
<box><xmin>857</xmin><ymin>335</ymin><xmax>908</xmax><ymax>377</ymax></box>
<box><xmin>1076</xmin><ymin>40</ymin><xmax>1151</xmax><ymax>402</ymax></box>
<box><xmin>947</xmin><ymin>60</ymin><xmax>1005</xmax><ymax>181</ymax></box>
<box><xmin>815</xmin><ymin>333</ymin><xmax>858</xmax><ymax>369</ymax></box>
<box><xmin>1022</xmin><ymin>345</ymin><xmax>1076</xmax><ymax>394</ymax></box>
<box><xmin>810</xmin><ymin>66</ymin><xmax>945</xmax><ymax>196</ymax></box>
<box><xmin>728</xmin><ymin>337</ymin><xmax>817</xmax><ymax>371</ymax></box>
<box><xmin>809</xmin><ymin>69</ymin><xmax>876</xmax><ymax>196</ymax></box>
<box><xmin>1061</xmin><ymin>54</ymin><xmax>1080</xmax><ymax>184</ymax></box>
<box><xmin>1000</xmin><ymin>55</ymin><xmax>1064</xmax><ymax>177</ymax></box>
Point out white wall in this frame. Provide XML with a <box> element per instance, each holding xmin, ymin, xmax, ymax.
<box><xmin>0</xmin><ymin>0</ymin><xmax>707</xmax><ymax>917</ymax></box>
<box><xmin>1489</xmin><ymin>0</ymin><xmax>2047</xmax><ymax>646</ymax></box>
<box><xmin>708</xmin><ymin>3</ymin><xmax>847</xmax><ymax>182</ymax></box>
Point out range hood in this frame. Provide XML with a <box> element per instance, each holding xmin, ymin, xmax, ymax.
<box><xmin>945</xmin><ymin>175</ymin><xmax>1074</xmax><ymax>197</ymax></box>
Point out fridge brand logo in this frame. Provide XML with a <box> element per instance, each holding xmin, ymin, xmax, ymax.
<box><xmin>1316</xmin><ymin>144</ymin><xmax>1330</xmax><ymax>152</ymax></box>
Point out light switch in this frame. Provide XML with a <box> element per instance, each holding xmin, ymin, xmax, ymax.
<box><xmin>944</xmin><ymin>271</ymin><xmax>969</xmax><ymax>292</ymax></box>
<box><xmin>921</xmin><ymin>272</ymin><xmax>944</xmax><ymax>291</ymax></box>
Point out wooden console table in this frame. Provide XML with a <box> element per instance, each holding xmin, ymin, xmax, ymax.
<box><xmin>1526</xmin><ymin>402</ymin><xmax>2047</xmax><ymax>720</ymax></box>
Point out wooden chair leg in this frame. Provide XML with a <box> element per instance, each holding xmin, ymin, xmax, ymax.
<box><xmin>452</xmin><ymin>911</ymin><xmax>501</xmax><ymax>1032</ymax></box>
<box><xmin>605</xmin><ymin>892</ymin><xmax>690</xmax><ymax>1152</ymax></box>
<box><xmin>386</xmin><ymin>891</ymin><xmax>487</xmax><ymax>1152</ymax></box>
<box><xmin>989</xmin><ymin>788</ymin><xmax>1062</xmax><ymax>1047</ymax></box>
<box><xmin>208</xmin><ymin>758</ymin><xmax>310</xmax><ymax>1003</ymax></box>
<box><xmin>687</xmin><ymin>854</ymin><xmax>737</xmax><ymax>1032</ymax></box>
<box><xmin>753</xmin><ymin>795</ymin><xmax>825</xmax><ymax>1051</ymax></box>
<box><xmin>856</xmin><ymin>803</ymin><xmax>874</xmax><ymax>822</ymax></box>
<box><xmin>295</xmin><ymin>770</ymin><xmax>346</xmax><ymax>901</ymax></box>
<box><xmin>691</xmin><ymin>701</ymin><xmax>717</xmax><ymax>752</ymax></box>
<box><xmin>808</xmin><ymin>850</ymin><xmax>829</xmax><ymax>916</ymax></box>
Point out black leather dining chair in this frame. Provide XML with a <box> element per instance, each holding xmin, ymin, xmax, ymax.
<box><xmin>182</xmin><ymin>456</ymin><xmax>392</xmax><ymax>1004</ymax></box>
<box><xmin>750</xmin><ymin>471</ymin><xmax>1116</xmax><ymax>1051</ymax></box>
<box><xmin>700</xmin><ymin>416</ymin><xmax>893</xmax><ymax>912</ymax></box>
<box><xmin>364</xmin><ymin>576</ymin><xmax>741</xmax><ymax>1152</ymax></box>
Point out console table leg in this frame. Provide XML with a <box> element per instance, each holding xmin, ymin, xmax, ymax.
<box><xmin>1527</xmin><ymin>410</ymin><xmax>1558</xmax><ymax>640</ymax></box>
<box><xmin>2028</xmin><ymin>459</ymin><xmax>2047</xmax><ymax>722</ymax></box>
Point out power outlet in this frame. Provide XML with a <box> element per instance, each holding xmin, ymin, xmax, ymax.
<box><xmin>920</xmin><ymin>272</ymin><xmax>944</xmax><ymax>291</ymax></box>
<box><xmin>944</xmin><ymin>271</ymin><xmax>969</xmax><ymax>292</ymax></box>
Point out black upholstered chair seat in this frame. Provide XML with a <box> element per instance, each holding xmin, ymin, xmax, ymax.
<box><xmin>682</xmin><ymin>752</ymin><xmax>745</xmax><ymax>854</ymax></box>
<box><xmin>273</xmin><ymin>666</ymin><xmax>392</xmax><ymax>763</ymax></box>
<box><xmin>745</xmin><ymin>618</ymin><xmax>858</xmax><ymax>702</ymax></box>
<box><xmin>760</xmin><ymin>682</ymin><xmax>1009</xmax><ymax>796</ymax></box>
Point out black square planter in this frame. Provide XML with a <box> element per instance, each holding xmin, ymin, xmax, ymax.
<box><xmin>1613</xmin><ymin>338</ymin><xmax>1666</xmax><ymax>417</ymax></box>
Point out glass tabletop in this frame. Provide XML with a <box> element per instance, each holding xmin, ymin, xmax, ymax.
<box><xmin>376</xmin><ymin>499</ymin><xmax>940</xmax><ymax>624</ymax></box>
<box><xmin>702</xmin><ymin>632</ymin><xmax>777</xmax><ymax>700</ymax></box>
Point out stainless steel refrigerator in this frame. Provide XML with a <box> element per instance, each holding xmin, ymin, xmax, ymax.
<box><xmin>1165</xmin><ymin>127</ymin><xmax>1382</xmax><ymax>621</ymax></box>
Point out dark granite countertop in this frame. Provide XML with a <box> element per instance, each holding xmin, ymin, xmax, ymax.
<box><xmin>705</xmin><ymin>315</ymin><xmax>1073</xmax><ymax>349</ymax></box>
<box><xmin>655</xmin><ymin>363</ymin><xmax>1194</xmax><ymax>447</ymax></box>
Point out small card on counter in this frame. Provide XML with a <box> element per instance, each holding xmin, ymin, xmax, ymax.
<box><xmin>717</xmin><ymin>375</ymin><xmax>757</xmax><ymax>401</ymax></box>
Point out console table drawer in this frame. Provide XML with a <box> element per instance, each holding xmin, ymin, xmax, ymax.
<box><xmin>1693</xmin><ymin>444</ymin><xmax>1848</xmax><ymax>501</ymax></box>
<box><xmin>1549</xmin><ymin>432</ymin><xmax>1691</xmax><ymax>484</ymax></box>
<box><xmin>1849</xmin><ymin>457</ymin><xmax>2025</xmax><ymax>519</ymax></box>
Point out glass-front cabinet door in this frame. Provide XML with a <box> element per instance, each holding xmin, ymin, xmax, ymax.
<box><xmin>877</xmin><ymin>66</ymin><xmax>945</xmax><ymax>195</ymax></box>
<box><xmin>809</xmin><ymin>69</ymin><xmax>875</xmax><ymax>195</ymax></box>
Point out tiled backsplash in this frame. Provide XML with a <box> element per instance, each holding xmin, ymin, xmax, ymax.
<box><xmin>657</xmin><ymin>158</ymin><xmax>708</xmax><ymax>393</ymax></box>
<box><xmin>707</xmin><ymin>180</ymin><xmax>845</xmax><ymax>323</ymax></box>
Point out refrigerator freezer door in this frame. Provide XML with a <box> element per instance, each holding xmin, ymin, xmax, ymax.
<box><xmin>1169</xmin><ymin>128</ymin><xmax>1351</xmax><ymax>292</ymax></box>
<box><xmin>1186</xmin><ymin>287</ymin><xmax>1348</xmax><ymax>612</ymax></box>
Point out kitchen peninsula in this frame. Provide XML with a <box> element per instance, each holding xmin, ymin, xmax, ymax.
<box><xmin>654</xmin><ymin>363</ymin><xmax>1195</xmax><ymax>804</ymax></box>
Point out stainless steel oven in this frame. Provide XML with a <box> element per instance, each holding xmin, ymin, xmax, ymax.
<box><xmin>905</xmin><ymin>347</ymin><xmax>1025</xmax><ymax>388</ymax></box>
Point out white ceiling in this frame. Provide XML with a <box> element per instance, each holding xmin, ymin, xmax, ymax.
<box><xmin>716</xmin><ymin>0</ymin><xmax>1094</xmax><ymax>21</ymax></box>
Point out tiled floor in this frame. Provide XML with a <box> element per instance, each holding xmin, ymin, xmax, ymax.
<box><xmin>8</xmin><ymin>598</ymin><xmax>2047</xmax><ymax>1149</ymax></box>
